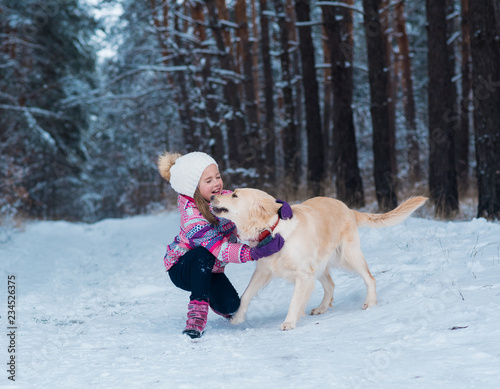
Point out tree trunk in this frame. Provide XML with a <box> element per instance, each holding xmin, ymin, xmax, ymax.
<box><xmin>273</xmin><ymin>0</ymin><xmax>300</xmax><ymax>188</ymax></box>
<box><xmin>173</xmin><ymin>6</ymin><xmax>200</xmax><ymax>151</ymax></box>
<box><xmin>469</xmin><ymin>0</ymin><xmax>500</xmax><ymax>219</ymax></box>
<box><xmin>394</xmin><ymin>0</ymin><xmax>421</xmax><ymax>186</ymax></box>
<box><xmin>362</xmin><ymin>0</ymin><xmax>397</xmax><ymax>211</ymax></box>
<box><xmin>295</xmin><ymin>0</ymin><xmax>324</xmax><ymax>196</ymax></box>
<box><xmin>426</xmin><ymin>0</ymin><xmax>459</xmax><ymax>217</ymax></box>
<box><xmin>190</xmin><ymin>2</ymin><xmax>224</xmax><ymax>166</ymax></box>
<box><xmin>495</xmin><ymin>2</ymin><xmax>500</xmax><ymax>35</ymax></box>
<box><xmin>322</xmin><ymin>27</ymin><xmax>333</xmax><ymax>179</ymax></box>
<box><xmin>205</xmin><ymin>0</ymin><xmax>246</xmax><ymax>168</ymax></box>
<box><xmin>322</xmin><ymin>1</ymin><xmax>364</xmax><ymax>208</ymax></box>
<box><xmin>250</xmin><ymin>0</ymin><xmax>261</xmax><ymax>117</ymax></box>
<box><xmin>286</xmin><ymin>0</ymin><xmax>303</xmax><ymax>185</ymax></box>
<box><xmin>200</xmin><ymin>59</ymin><xmax>225</xmax><ymax>167</ymax></box>
<box><xmin>380</xmin><ymin>0</ymin><xmax>397</xmax><ymax>183</ymax></box>
<box><xmin>215</xmin><ymin>0</ymin><xmax>233</xmax><ymax>58</ymax></box>
<box><xmin>259</xmin><ymin>0</ymin><xmax>276</xmax><ymax>182</ymax></box>
<box><xmin>456</xmin><ymin>0</ymin><xmax>472</xmax><ymax>195</ymax></box>
<box><xmin>235</xmin><ymin>0</ymin><xmax>260</xmax><ymax>171</ymax></box>
<box><xmin>151</xmin><ymin>0</ymin><xmax>196</xmax><ymax>152</ymax></box>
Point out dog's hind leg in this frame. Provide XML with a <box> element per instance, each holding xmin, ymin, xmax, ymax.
<box><xmin>310</xmin><ymin>270</ymin><xmax>335</xmax><ymax>315</ymax></box>
<box><xmin>342</xmin><ymin>242</ymin><xmax>377</xmax><ymax>309</ymax></box>
<box><xmin>280</xmin><ymin>273</ymin><xmax>315</xmax><ymax>330</ymax></box>
<box><xmin>230</xmin><ymin>266</ymin><xmax>272</xmax><ymax>325</ymax></box>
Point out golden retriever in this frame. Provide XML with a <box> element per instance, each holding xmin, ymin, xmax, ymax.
<box><xmin>211</xmin><ymin>189</ymin><xmax>427</xmax><ymax>330</ymax></box>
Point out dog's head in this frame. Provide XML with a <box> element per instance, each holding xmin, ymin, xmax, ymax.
<box><xmin>211</xmin><ymin>188</ymin><xmax>281</xmax><ymax>242</ymax></box>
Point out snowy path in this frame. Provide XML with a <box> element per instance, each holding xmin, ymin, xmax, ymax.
<box><xmin>1</xmin><ymin>213</ymin><xmax>500</xmax><ymax>388</ymax></box>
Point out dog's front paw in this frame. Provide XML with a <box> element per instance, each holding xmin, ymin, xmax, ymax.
<box><xmin>310</xmin><ymin>306</ymin><xmax>328</xmax><ymax>315</ymax></box>
<box><xmin>280</xmin><ymin>321</ymin><xmax>296</xmax><ymax>331</ymax></box>
<box><xmin>363</xmin><ymin>299</ymin><xmax>377</xmax><ymax>310</ymax></box>
<box><xmin>230</xmin><ymin>313</ymin><xmax>245</xmax><ymax>325</ymax></box>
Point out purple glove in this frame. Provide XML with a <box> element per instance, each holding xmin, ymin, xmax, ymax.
<box><xmin>276</xmin><ymin>200</ymin><xmax>293</xmax><ymax>220</ymax></box>
<box><xmin>250</xmin><ymin>233</ymin><xmax>285</xmax><ymax>260</ymax></box>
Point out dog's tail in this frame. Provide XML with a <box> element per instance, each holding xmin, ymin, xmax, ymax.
<box><xmin>353</xmin><ymin>196</ymin><xmax>428</xmax><ymax>228</ymax></box>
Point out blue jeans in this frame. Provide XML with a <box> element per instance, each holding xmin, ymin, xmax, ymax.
<box><xmin>168</xmin><ymin>246</ymin><xmax>240</xmax><ymax>315</ymax></box>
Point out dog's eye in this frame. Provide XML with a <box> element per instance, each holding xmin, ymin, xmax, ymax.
<box><xmin>232</xmin><ymin>193</ymin><xmax>238</xmax><ymax>198</ymax></box>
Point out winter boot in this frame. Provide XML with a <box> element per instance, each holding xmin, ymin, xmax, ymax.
<box><xmin>183</xmin><ymin>300</ymin><xmax>209</xmax><ymax>339</ymax></box>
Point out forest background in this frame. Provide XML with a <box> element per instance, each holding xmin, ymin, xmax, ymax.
<box><xmin>1</xmin><ymin>0</ymin><xmax>499</xmax><ymax>223</ymax></box>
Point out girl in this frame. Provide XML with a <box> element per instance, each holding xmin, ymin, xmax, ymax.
<box><xmin>157</xmin><ymin>151</ymin><xmax>286</xmax><ymax>338</ymax></box>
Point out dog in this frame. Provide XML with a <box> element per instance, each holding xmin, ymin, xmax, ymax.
<box><xmin>211</xmin><ymin>188</ymin><xmax>427</xmax><ymax>330</ymax></box>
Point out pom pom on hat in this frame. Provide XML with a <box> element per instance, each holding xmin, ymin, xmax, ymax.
<box><xmin>158</xmin><ymin>151</ymin><xmax>218</xmax><ymax>197</ymax></box>
<box><xmin>157</xmin><ymin>152</ymin><xmax>182</xmax><ymax>182</ymax></box>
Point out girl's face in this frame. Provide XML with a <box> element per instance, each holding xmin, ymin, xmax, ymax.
<box><xmin>199</xmin><ymin>164</ymin><xmax>223</xmax><ymax>202</ymax></box>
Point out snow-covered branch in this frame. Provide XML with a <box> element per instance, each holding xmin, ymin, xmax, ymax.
<box><xmin>295</xmin><ymin>21</ymin><xmax>324</xmax><ymax>27</ymax></box>
<box><xmin>63</xmin><ymin>86</ymin><xmax>171</xmax><ymax>107</ymax></box>
<box><xmin>315</xmin><ymin>2</ymin><xmax>365</xmax><ymax>15</ymax></box>
<box><xmin>0</xmin><ymin>104</ymin><xmax>67</xmax><ymax>120</ymax></box>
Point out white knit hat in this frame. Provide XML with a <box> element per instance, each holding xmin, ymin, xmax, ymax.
<box><xmin>169</xmin><ymin>152</ymin><xmax>218</xmax><ymax>197</ymax></box>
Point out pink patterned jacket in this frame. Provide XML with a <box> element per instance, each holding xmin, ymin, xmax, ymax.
<box><xmin>164</xmin><ymin>191</ymin><xmax>253</xmax><ymax>273</ymax></box>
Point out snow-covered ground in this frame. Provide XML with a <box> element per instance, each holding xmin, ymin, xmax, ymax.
<box><xmin>1</xmin><ymin>210</ymin><xmax>500</xmax><ymax>388</ymax></box>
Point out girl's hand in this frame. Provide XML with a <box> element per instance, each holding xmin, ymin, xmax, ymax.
<box><xmin>276</xmin><ymin>200</ymin><xmax>293</xmax><ymax>220</ymax></box>
<box><xmin>250</xmin><ymin>234</ymin><xmax>285</xmax><ymax>260</ymax></box>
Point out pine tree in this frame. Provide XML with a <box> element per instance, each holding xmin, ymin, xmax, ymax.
<box><xmin>295</xmin><ymin>0</ymin><xmax>324</xmax><ymax>196</ymax></box>
<box><xmin>456</xmin><ymin>0</ymin><xmax>472</xmax><ymax>194</ymax></box>
<box><xmin>0</xmin><ymin>0</ymin><xmax>98</xmax><ymax>219</ymax></box>
<box><xmin>362</xmin><ymin>0</ymin><xmax>398</xmax><ymax>211</ymax></box>
<box><xmin>322</xmin><ymin>1</ymin><xmax>364</xmax><ymax>207</ymax></box>
<box><xmin>273</xmin><ymin>0</ymin><xmax>300</xmax><ymax>188</ymax></box>
<box><xmin>235</xmin><ymin>0</ymin><xmax>260</xmax><ymax>171</ymax></box>
<box><xmin>394</xmin><ymin>0</ymin><xmax>421</xmax><ymax>186</ymax></box>
<box><xmin>470</xmin><ymin>0</ymin><xmax>500</xmax><ymax>219</ymax></box>
<box><xmin>426</xmin><ymin>0</ymin><xmax>459</xmax><ymax>217</ymax></box>
<box><xmin>259</xmin><ymin>0</ymin><xmax>276</xmax><ymax>183</ymax></box>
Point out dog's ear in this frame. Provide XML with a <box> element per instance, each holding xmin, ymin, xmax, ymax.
<box><xmin>251</xmin><ymin>195</ymin><xmax>281</xmax><ymax>223</ymax></box>
<box><xmin>237</xmin><ymin>192</ymin><xmax>280</xmax><ymax>240</ymax></box>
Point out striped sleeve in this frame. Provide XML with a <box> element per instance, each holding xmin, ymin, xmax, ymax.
<box><xmin>184</xmin><ymin>217</ymin><xmax>254</xmax><ymax>263</ymax></box>
<box><xmin>215</xmin><ymin>239</ymin><xmax>253</xmax><ymax>263</ymax></box>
